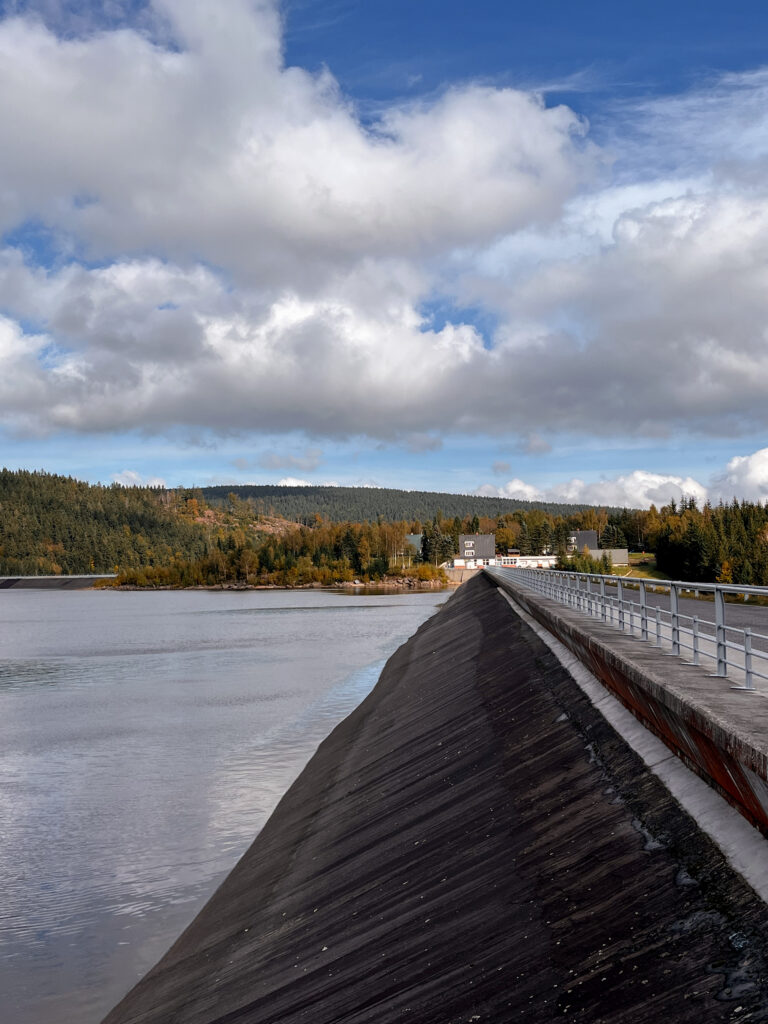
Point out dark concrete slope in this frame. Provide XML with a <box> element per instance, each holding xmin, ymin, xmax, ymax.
<box><xmin>104</xmin><ymin>575</ymin><xmax>768</xmax><ymax>1024</ymax></box>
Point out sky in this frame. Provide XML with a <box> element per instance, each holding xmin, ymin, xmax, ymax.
<box><xmin>2</xmin><ymin>0</ymin><xmax>768</xmax><ymax>508</ymax></box>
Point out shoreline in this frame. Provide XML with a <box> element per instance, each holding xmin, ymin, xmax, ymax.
<box><xmin>103</xmin><ymin>578</ymin><xmax>455</xmax><ymax>593</ymax></box>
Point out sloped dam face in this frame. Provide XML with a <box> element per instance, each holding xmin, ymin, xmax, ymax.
<box><xmin>104</xmin><ymin>574</ymin><xmax>768</xmax><ymax>1024</ymax></box>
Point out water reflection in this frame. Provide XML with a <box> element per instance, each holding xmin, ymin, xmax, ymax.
<box><xmin>0</xmin><ymin>588</ymin><xmax>446</xmax><ymax>1024</ymax></box>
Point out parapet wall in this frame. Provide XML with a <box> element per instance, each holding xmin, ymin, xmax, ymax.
<box><xmin>490</xmin><ymin>573</ymin><xmax>768</xmax><ymax>836</ymax></box>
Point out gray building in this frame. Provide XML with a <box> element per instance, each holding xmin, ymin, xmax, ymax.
<box><xmin>567</xmin><ymin>530</ymin><xmax>598</xmax><ymax>553</ymax></box>
<box><xmin>458</xmin><ymin>534</ymin><xmax>495</xmax><ymax>562</ymax></box>
<box><xmin>585</xmin><ymin>547</ymin><xmax>629</xmax><ymax>566</ymax></box>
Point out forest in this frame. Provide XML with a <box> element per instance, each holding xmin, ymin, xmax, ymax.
<box><xmin>650</xmin><ymin>498</ymin><xmax>768</xmax><ymax>585</ymax></box>
<box><xmin>0</xmin><ymin>470</ymin><xmax>210</xmax><ymax>576</ymax></box>
<box><xmin>198</xmin><ymin>484</ymin><xmax>618</xmax><ymax>522</ymax></box>
<box><xmin>1</xmin><ymin>469</ymin><xmax>767</xmax><ymax>586</ymax></box>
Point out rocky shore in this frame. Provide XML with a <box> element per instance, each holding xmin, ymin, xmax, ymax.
<box><xmin>111</xmin><ymin>576</ymin><xmax>449</xmax><ymax>592</ymax></box>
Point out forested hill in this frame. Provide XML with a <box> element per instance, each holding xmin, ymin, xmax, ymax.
<box><xmin>199</xmin><ymin>484</ymin><xmax>619</xmax><ymax>523</ymax></box>
<box><xmin>0</xmin><ymin>469</ymin><xmax>212</xmax><ymax>575</ymax></box>
<box><xmin>3</xmin><ymin>469</ymin><xmax>768</xmax><ymax>586</ymax></box>
<box><xmin>0</xmin><ymin>469</ymin><xmax>624</xmax><ymax>579</ymax></box>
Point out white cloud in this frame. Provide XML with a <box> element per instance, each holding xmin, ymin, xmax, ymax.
<box><xmin>1</xmin><ymin>4</ymin><xmax>768</xmax><ymax>463</ymax></box>
<box><xmin>476</xmin><ymin>468</ymin><xmax>709</xmax><ymax>508</ymax></box>
<box><xmin>711</xmin><ymin>447</ymin><xmax>768</xmax><ymax>502</ymax></box>
<box><xmin>276</xmin><ymin>477</ymin><xmax>311</xmax><ymax>486</ymax></box>
<box><xmin>475</xmin><ymin>445</ymin><xmax>768</xmax><ymax>509</ymax></box>
<box><xmin>0</xmin><ymin>0</ymin><xmax>601</xmax><ymax>443</ymax></box>
<box><xmin>477</xmin><ymin>477</ymin><xmax>545</xmax><ymax>501</ymax></box>
<box><xmin>615</xmin><ymin>68</ymin><xmax>768</xmax><ymax>175</ymax></box>
<box><xmin>0</xmin><ymin>4</ymin><xmax>593</xmax><ymax>277</ymax></box>
<box><xmin>112</xmin><ymin>469</ymin><xmax>167</xmax><ymax>488</ymax></box>
<box><xmin>557</xmin><ymin>471</ymin><xmax>709</xmax><ymax>508</ymax></box>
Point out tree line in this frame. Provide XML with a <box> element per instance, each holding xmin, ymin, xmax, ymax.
<box><xmin>2</xmin><ymin>469</ymin><xmax>767</xmax><ymax>586</ymax></box>
<box><xmin>116</xmin><ymin>518</ymin><xmax>447</xmax><ymax>588</ymax></box>
<box><xmin>650</xmin><ymin>498</ymin><xmax>768</xmax><ymax>585</ymax></box>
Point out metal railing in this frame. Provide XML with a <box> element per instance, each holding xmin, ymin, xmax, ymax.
<box><xmin>486</xmin><ymin>566</ymin><xmax>768</xmax><ymax>692</ymax></box>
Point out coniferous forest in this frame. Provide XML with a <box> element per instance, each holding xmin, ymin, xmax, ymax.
<box><xmin>198</xmin><ymin>484</ymin><xmax>615</xmax><ymax>522</ymax></box>
<box><xmin>1</xmin><ymin>469</ymin><xmax>767</xmax><ymax>586</ymax></box>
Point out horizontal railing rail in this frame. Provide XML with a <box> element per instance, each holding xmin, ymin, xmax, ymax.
<box><xmin>486</xmin><ymin>566</ymin><xmax>768</xmax><ymax>691</ymax></box>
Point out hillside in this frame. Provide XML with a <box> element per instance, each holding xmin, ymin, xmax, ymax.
<box><xmin>0</xmin><ymin>470</ymin><xmax>295</xmax><ymax>576</ymax></box>
<box><xmin>199</xmin><ymin>484</ymin><xmax>621</xmax><ymax>523</ymax></box>
<box><xmin>0</xmin><ymin>469</ymin><xmax>613</xmax><ymax>584</ymax></box>
<box><xmin>0</xmin><ymin>470</ymin><xmax>211</xmax><ymax>575</ymax></box>
<box><xmin>7</xmin><ymin>470</ymin><xmax>763</xmax><ymax>588</ymax></box>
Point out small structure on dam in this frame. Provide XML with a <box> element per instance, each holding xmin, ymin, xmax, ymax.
<box><xmin>105</xmin><ymin>574</ymin><xmax>768</xmax><ymax>1023</ymax></box>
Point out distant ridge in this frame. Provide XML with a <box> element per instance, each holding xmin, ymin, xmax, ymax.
<box><xmin>199</xmin><ymin>484</ymin><xmax>626</xmax><ymax>522</ymax></box>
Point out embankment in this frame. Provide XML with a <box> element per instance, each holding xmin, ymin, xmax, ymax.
<box><xmin>489</xmin><ymin>569</ymin><xmax>768</xmax><ymax>836</ymax></box>
<box><xmin>104</xmin><ymin>573</ymin><xmax>768</xmax><ymax>1023</ymax></box>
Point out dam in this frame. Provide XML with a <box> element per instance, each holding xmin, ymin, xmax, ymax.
<box><xmin>104</xmin><ymin>572</ymin><xmax>768</xmax><ymax>1023</ymax></box>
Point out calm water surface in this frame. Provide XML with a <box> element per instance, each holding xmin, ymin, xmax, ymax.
<box><xmin>0</xmin><ymin>588</ymin><xmax>447</xmax><ymax>1024</ymax></box>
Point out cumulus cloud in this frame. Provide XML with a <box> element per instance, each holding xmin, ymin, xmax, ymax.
<box><xmin>711</xmin><ymin>447</ymin><xmax>768</xmax><ymax>502</ymax></box>
<box><xmin>1</xmin><ymin>1</ymin><xmax>768</xmax><ymax>461</ymax></box>
<box><xmin>112</xmin><ymin>469</ymin><xmax>167</xmax><ymax>488</ymax></box>
<box><xmin>476</xmin><ymin>470</ymin><xmax>709</xmax><ymax>507</ymax></box>
<box><xmin>551</xmin><ymin>471</ymin><xmax>709</xmax><ymax>509</ymax></box>
<box><xmin>0</xmin><ymin>0</ymin><xmax>601</xmax><ymax>442</ymax></box>
<box><xmin>0</xmin><ymin>3</ymin><xmax>592</xmax><ymax>275</ymax></box>
<box><xmin>477</xmin><ymin>477</ymin><xmax>544</xmax><ymax>501</ymax></box>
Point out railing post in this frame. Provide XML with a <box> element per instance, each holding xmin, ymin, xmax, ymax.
<box><xmin>670</xmin><ymin>583</ymin><xmax>680</xmax><ymax>656</ymax></box>
<box><xmin>744</xmin><ymin>627</ymin><xmax>754</xmax><ymax>690</ymax></box>
<box><xmin>715</xmin><ymin>587</ymin><xmax>727</xmax><ymax>677</ymax></box>
<box><xmin>639</xmin><ymin>581</ymin><xmax>648</xmax><ymax>641</ymax></box>
<box><xmin>500</xmin><ymin>572</ymin><xmax>760</xmax><ymax>693</ymax></box>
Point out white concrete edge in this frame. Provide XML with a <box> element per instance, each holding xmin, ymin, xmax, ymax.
<box><xmin>499</xmin><ymin>589</ymin><xmax>768</xmax><ymax>906</ymax></box>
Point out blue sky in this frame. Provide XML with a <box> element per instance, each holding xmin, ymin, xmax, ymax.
<box><xmin>2</xmin><ymin>0</ymin><xmax>768</xmax><ymax>507</ymax></box>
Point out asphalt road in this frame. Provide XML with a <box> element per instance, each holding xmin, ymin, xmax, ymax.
<box><xmin>587</xmin><ymin>580</ymin><xmax>768</xmax><ymax>665</ymax></box>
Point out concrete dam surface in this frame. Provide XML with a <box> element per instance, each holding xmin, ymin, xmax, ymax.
<box><xmin>104</xmin><ymin>574</ymin><xmax>768</xmax><ymax>1024</ymax></box>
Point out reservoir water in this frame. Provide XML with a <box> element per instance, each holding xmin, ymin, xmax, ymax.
<box><xmin>0</xmin><ymin>587</ymin><xmax>447</xmax><ymax>1024</ymax></box>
